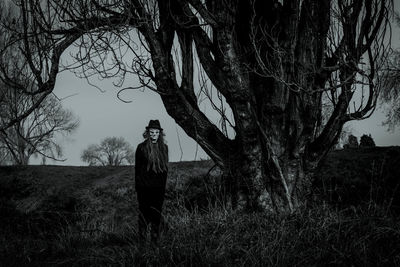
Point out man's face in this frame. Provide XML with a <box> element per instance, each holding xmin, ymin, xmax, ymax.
<box><xmin>149</xmin><ymin>128</ymin><xmax>160</xmax><ymax>143</ymax></box>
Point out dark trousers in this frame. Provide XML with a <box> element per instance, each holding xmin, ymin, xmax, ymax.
<box><xmin>136</xmin><ymin>186</ymin><xmax>165</xmax><ymax>239</ymax></box>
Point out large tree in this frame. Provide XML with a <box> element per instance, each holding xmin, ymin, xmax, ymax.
<box><xmin>0</xmin><ymin>0</ymin><xmax>392</xmax><ymax>212</ymax></box>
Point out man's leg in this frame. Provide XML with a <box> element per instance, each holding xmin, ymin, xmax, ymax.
<box><xmin>148</xmin><ymin>187</ymin><xmax>165</xmax><ymax>240</ymax></box>
<box><xmin>136</xmin><ymin>187</ymin><xmax>151</xmax><ymax>239</ymax></box>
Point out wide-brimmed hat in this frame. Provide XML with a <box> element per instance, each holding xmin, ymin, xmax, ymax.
<box><xmin>146</xmin><ymin>119</ymin><xmax>163</xmax><ymax>130</ymax></box>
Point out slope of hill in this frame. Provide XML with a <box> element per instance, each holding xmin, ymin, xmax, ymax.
<box><xmin>0</xmin><ymin>160</ymin><xmax>216</xmax><ymax>229</ymax></box>
<box><xmin>315</xmin><ymin>146</ymin><xmax>400</xmax><ymax>209</ymax></box>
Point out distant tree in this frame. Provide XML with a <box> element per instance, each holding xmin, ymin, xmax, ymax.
<box><xmin>81</xmin><ymin>137</ymin><xmax>135</xmax><ymax>166</ymax></box>
<box><xmin>334</xmin><ymin>125</ymin><xmax>353</xmax><ymax>150</ymax></box>
<box><xmin>0</xmin><ymin>147</ymin><xmax>12</xmax><ymax>165</ymax></box>
<box><xmin>344</xmin><ymin>135</ymin><xmax>359</xmax><ymax>149</ymax></box>
<box><xmin>360</xmin><ymin>134</ymin><xmax>376</xmax><ymax>148</ymax></box>
<box><xmin>0</xmin><ymin>87</ymin><xmax>79</xmax><ymax>165</ymax></box>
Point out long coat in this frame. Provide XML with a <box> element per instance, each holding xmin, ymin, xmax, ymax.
<box><xmin>134</xmin><ymin>141</ymin><xmax>168</xmax><ymax>190</ymax></box>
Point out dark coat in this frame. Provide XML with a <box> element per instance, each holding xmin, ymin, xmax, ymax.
<box><xmin>134</xmin><ymin>141</ymin><xmax>168</xmax><ymax>189</ymax></box>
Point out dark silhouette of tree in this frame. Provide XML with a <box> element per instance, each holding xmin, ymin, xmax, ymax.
<box><xmin>344</xmin><ymin>134</ymin><xmax>359</xmax><ymax>149</ymax></box>
<box><xmin>81</xmin><ymin>136</ymin><xmax>135</xmax><ymax>166</ymax></box>
<box><xmin>0</xmin><ymin>0</ymin><xmax>392</xmax><ymax>212</ymax></box>
<box><xmin>360</xmin><ymin>134</ymin><xmax>376</xmax><ymax>147</ymax></box>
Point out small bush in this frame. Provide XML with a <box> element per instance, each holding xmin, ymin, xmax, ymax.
<box><xmin>360</xmin><ymin>134</ymin><xmax>376</xmax><ymax>147</ymax></box>
<box><xmin>344</xmin><ymin>134</ymin><xmax>359</xmax><ymax>149</ymax></box>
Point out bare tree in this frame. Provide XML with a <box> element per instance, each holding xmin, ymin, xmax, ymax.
<box><xmin>0</xmin><ymin>0</ymin><xmax>393</xmax><ymax>212</ymax></box>
<box><xmin>0</xmin><ymin>85</ymin><xmax>79</xmax><ymax>165</ymax></box>
<box><xmin>0</xmin><ymin>147</ymin><xmax>12</xmax><ymax>165</ymax></box>
<box><xmin>0</xmin><ymin>0</ymin><xmax>80</xmax><ymax>133</ymax></box>
<box><xmin>380</xmin><ymin>46</ymin><xmax>400</xmax><ymax>130</ymax></box>
<box><xmin>81</xmin><ymin>136</ymin><xmax>135</xmax><ymax>166</ymax></box>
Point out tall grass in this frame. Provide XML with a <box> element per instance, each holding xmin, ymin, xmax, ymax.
<box><xmin>1</xmin><ymin>151</ymin><xmax>400</xmax><ymax>266</ymax></box>
<box><xmin>2</xmin><ymin>194</ymin><xmax>399</xmax><ymax>266</ymax></box>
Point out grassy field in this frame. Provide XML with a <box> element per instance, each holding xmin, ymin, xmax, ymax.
<box><xmin>1</xmin><ymin>147</ymin><xmax>400</xmax><ymax>266</ymax></box>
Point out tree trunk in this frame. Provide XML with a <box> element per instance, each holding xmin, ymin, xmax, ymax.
<box><xmin>16</xmin><ymin>150</ymin><xmax>29</xmax><ymax>165</ymax></box>
<box><xmin>219</xmin><ymin>136</ymin><xmax>315</xmax><ymax>213</ymax></box>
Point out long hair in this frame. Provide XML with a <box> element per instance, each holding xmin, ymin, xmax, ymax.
<box><xmin>142</xmin><ymin>129</ymin><xmax>168</xmax><ymax>172</ymax></box>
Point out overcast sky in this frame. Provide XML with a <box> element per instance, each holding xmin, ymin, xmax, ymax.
<box><xmin>48</xmin><ymin>69</ymin><xmax>211</xmax><ymax>165</ymax></box>
<box><xmin>33</xmin><ymin>5</ymin><xmax>400</xmax><ymax>166</ymax></box>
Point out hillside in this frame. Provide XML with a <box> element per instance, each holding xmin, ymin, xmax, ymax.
<box><xmin>315</xmin><ymin>146</ymin><xmax>400</xmax><ymax>208</ymax></box>
<box><xmin>2</xmin><ymin>147</ymin><xmax>397</xmax><ymax>215</ymax></box>
<box><xmin>0</xmin><ymin>160</ymin><xmax>216</xmax><ymax>228</ymax></box>
<box><xmin>1</xmin><ymin>147</ymin><xmax>399</xmax><ymax>266</ymax></box>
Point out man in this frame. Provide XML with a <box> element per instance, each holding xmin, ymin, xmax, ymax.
<box><xmin>135</xmin><ymin>119</ymin><xmax>169</xmax><ymax>241</ymax></box>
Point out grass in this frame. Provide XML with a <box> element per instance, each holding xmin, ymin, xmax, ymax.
<box><xmin>315</xmin><ymin>146</ymin><xmax>400</xmax><ymax>211</ymax></box>
<box><xmin>2</xmin><ymin>202</ymin><xmax>399</xmax><ymax>266</ymax></box>
<box><xmin>1</xmin><ymin>147</ymin><xmax>400</xmax><ymax>266</ymax></box>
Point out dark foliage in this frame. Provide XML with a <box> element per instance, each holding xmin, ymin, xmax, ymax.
<box><xmin>360</xmin><ymin>134</ymin><xmax>376</xmax><ymax>148</ymax></box>
<box><xmin>344</xmin><ymin>134</ymin><xmax>359</xmax><ymax>149</ymax></box>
